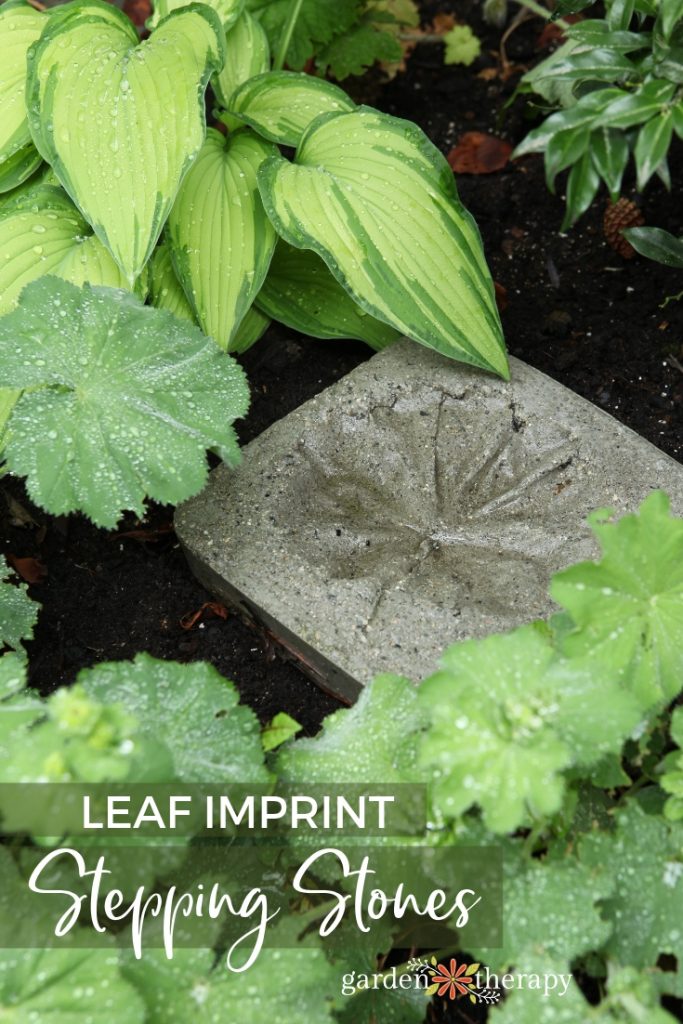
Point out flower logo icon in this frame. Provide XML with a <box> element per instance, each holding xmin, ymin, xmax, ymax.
<box><xmin>427</xmin><ymin>958</ymin><xmax>480</xmax><ymax>1002</ymax></box>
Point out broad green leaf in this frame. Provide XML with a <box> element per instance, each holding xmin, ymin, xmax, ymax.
<box><xmin>168</xmin><ymin>128</ymin><xmax>277</xmax><ymax>351</ymax></box>
<box><xmin>0</xmin><ymin>556</ymin><xmax>39</xmax><ymax>653</ymax></box>
<box><xmin>277</xmin><ymin>674</ymin><xmax>427</xmax><ymax>785</ymax></box>
<box><xmin>634</xmin><ymin>111</ymin><xmax>674</xmax><ymax>190</ymax></box>
<box><xmin>228</xmin><ymin>72</ymin><xmax>355</xmax><ymax>148</ymax></box>
<box><xmin>551</xmin><ymin>491</ymin><xmax>683</xmax><ymax>707</ymax></box>
<box><xmin>246</xmin><ymin>0</ymin><xmax>359</xmax><ymax>70</ymax></box>
<box><xmin>256</xmin><ymin>241</ymin><xmax>401</xmax><ymax>349</ymax></box>
<box><xmin>259</xmin><ymin>107</ymin><xmax>508</xmax><ymax>377</ymax></box>
<box><xmin>543</xmin><ymin>46</ymin><xmax>636</xmax><ymax>82</ymax></box>
<box><xmin>82</xmin><ymin>654</ymin><xmax>269</xmax><ymax>783</ymax></box>
<box><xmin>561</xmin><ymin>149</ymin><xmax>600</xmax><ymax>229</ymax></box>
<box><xmin>623</xmin><ymin>225</ymin><xmax>683</xmax><ymax>267</ymax></box>
<box><xmin>608</xmin><ymin>0</ymin><xmax>636</xmax><ymax>30</ymax></box>
<box><xmin>672</xmin><ymin>101</ymin><xmax>683</xmax><ymax>138</ymax></box>
<box><xmin>591</xmin><ymin>127</ymin><xmax>630</xmax><ymax>198</ymax></box>
<box><xmin>417</xmin><ymin>626</ymin><xmax>640</xmax><ymax>832</ymax></box>
<box><xmin>0</xmin><ymin>1</ymin><xmax>45</xmax><ymax>193</ymax></box>
<box><xmin>598</xmin><ymin>80</ymin><xmax>677</xmax><ymax>129</ymax></box>
<box><xmin>0</xmin><ymin>186</ymin><xmax>130</xmax><ymax>316</ymax></box>
<box><xmin>658</xmin><ymin>0</ymin><xmax>683</xmax><ymax>40</ymax></box>
<box><xmin>0</xmin><ymin>389</ymin><xmax>20</xmax><ymax>453</ymax></box>
<box><xmin>213</xmin><ymin>10</ymin><xmax>270</xmax><ymax>109</ymax></box>
<box><xmin>231</xmin><ymin>303</ymin><xmax>271</xmax><ymax>353</ymax></box>
<box><xmin>0</xmin><ymin>949</ymin><xmax>145</xmax><ymax>1023</ymax></box>
<box><xmin>123</xmin><ymin>946</ymin><xmax>338</xmax><ymax>1023</ymax></box>
<box><xmin>27</xmin><ymin>1</ymin><xmax>225</xmax><ymax>284</ymax></box>
<box><xmin>579</xmin><ymin>802</ymin><xmax>683</xmax><ymax>982</ymax></box>
<box><xmin>477</xmin><ymin>855</ymin><xmax>613</xmax><ymax>972</ymax></box>
<box><xmin>148</xmin><ymin>241</ymin><xmax>196</xmax><ymax>322</ymax></box>
<box><xmin>0</xmin><ymin>277</ymin><xmax>250</xmax><ymax>527</ymax></box>
<box><xmin>149</xmin><ymin>0</ymin><xmax>242</xmax><ymax>29</ymax></box>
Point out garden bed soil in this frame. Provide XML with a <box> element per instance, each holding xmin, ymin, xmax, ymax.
<box><xmin>2</xmin><ymin>0</ymin><xmax>682</xmax><ymax>742</ymax></box>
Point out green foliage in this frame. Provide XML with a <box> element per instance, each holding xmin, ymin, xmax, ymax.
<box><xmin>418</xmin><ymin>625</ymin><xmax>641</xmax><ymax>832</ymax></box>
<box><xmin>0</xmin><ymin>277</ymin><xmax>249</xmax><ymax>527</ymax></box>
<box><xmin>551</xmin><ymin>492</ymin><xmax>683</xmax><ymax>707</ymax></box>
<box><xmin>623</xmin><ymin>225</ymin><xmax>683</xmax><ymax>267</ymax></box>
<box><xmin>0</xmin><ymin>556</ymin><xmax>39</xmax><ymax>654</ymax></box>
<box><xmin>515</xmin><ymin>0</ymin><xmax>683</xmax><ymax>227</ymax></box>
<box><xmin>0</xmin><ymin>1</ymin><xmax>46</xmax><ymax>194</ymax></box>
<box><xmin>2</xmin><ymin>495</ymin><xmax>683</xmax><ymax>1021</ymax></box>
<box><xmin>660</xmin><ymin>707</ymin><xmax>683</xmax><ymax>820</ymax></box>
<box><xmin>259</xmin><ymin>107</ymin><xmax>508</xmax><ymax>376</ymax></box>
<box><xmin>443</xmin><ymin>25</ymin><xmax>482</xmax><ymax>67</ymax></box>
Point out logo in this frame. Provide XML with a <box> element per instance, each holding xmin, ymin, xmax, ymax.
<box><xmin>409</xmin><ymin>956</ymin><xmax>502</xmax><ymax>1006</ymax></box>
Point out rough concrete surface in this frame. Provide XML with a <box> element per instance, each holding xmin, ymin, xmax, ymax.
<box><xmin>176</xmin><ymin>340</ymin><xmax>683</xmax><ymax>701</ymax></box>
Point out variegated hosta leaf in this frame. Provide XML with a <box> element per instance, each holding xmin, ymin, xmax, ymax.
<box><xmin>0</xmin><ymin>277</ymin><xmax>250</xmax><ymax>528</ymax></box>
<box><xmin>0</xmin><ymin>185</ymin><xmax>130</xmax><ymax>316</ymax></box>
<box><xmin>148</xmin><ymin>0</ymin><xmax>243</xmax><ymax>29</ymax></box>
<box><xmin>149</xmin><ymin>241</ymin><xmax>196</xmax><ymax>323</ymax></box>
<box><xmin>0</xmin><ymin>1</ymin><xmax>45</xmax><ymax>193</ymax></box>
<box><xmin>27</xmin><ymin>2</ymin><xmax>225</xmax><ymax>285</ymax></box>
<box><xmin>168</xmin><ymin>128</ymin><xmax>277</xmax><ymax>351</ymax></box>
<box><xmin>213</xmin><ymin>10</ymin><xmax>270</xmax><ymax>109</ymax></box>
<box><xmin>256</xmin><ymin>240</ymin><xmax>400</xmax><ymax>349</ymax></box>
<box><xmin>228</xmin><ymin>71</ymin><xmax>355</xmax><ymax>148</ymax></box>
<box><xmin>231</xmin><ymin>304</ymin><xmax>271</xmax><ymax>354</ymax></box>
<box><xmin>258</xmin><ymin>107</ymin><xmax>508</xmax><ymax>376</ymax></box>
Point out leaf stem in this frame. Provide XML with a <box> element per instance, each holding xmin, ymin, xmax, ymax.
<box><xmin>513</xmin><ymin>0</ymin><xmax>571</xmax><ymax>29</ymax></box>
<box><xmin>273</xmin><ymin>0</ymin><xmax>306</xmax><ymax>72</ymax></box>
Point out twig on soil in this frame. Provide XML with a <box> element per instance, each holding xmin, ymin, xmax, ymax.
<box><xmin>667</xmin><ymin>353</ymin><xmax>683</xmax><ymax>375</ymax></box>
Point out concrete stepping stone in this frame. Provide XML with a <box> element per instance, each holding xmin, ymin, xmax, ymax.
<box><xmin>175</xmin><ymin>340</ymin><xmax>683</xmax><ymax>702</ymax></box>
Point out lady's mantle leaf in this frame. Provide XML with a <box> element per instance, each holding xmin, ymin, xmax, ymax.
<box><xmin>277</xmin><ymin>674</ymin><xmax>427</xmax><ymax>784</ymax></box>
<box><xmin>417</xmin><ymin>625</ymin><xmax>640</xmax><ymax>832</ymax></box>
<box><xmin>27</xmin><ymin>1</ymin><xmax>225</xmax><ymax>284</ymax></box>
<box><xmin>551</xmin><ymin>491</ymin><xmax>683</xmax><ymax>708</ymax></box>
<box><xmin>81</xmin><ymin>653</ymin><xmax>269</xmax><ymax>783</ymax></box>
<box><xmin>0</xmin><ymin>948</ymin><xmax>145</xmax><ymax>1023</ymax></box>
<box><xmin>0</xmin><ymin>277</ymin><xmax>249</xmax><ymax>528</ymax></box>
<box><xmin>0</xmin><ymin>556</ymin><xmax>39</xmax><ymax>653</ymax></box>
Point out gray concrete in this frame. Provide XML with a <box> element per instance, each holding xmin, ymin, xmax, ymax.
<box><xmin>175</xmin><ymin>340</ymin><xmax>683</xmax><ymax>702</ymax></box>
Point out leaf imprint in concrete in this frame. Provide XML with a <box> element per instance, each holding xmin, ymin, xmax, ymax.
<box><xmin>176</xmin><ymin>340</ymin><xmax>683</xmax><ymax>701</ymax></box>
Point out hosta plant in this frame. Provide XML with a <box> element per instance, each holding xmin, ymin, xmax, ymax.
<box><xmin>514</xmin><ymin>0</ymin><xmax>683</xmax><ymax>228</ymax></box>
<box><xmin>0</xmin><ymin>0</ymin><xmax>508</xmax><ymax>525</ymax></box>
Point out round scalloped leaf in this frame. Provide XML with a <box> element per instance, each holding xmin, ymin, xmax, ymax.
<box><xmin>148</xmin><ymin>0</ymin><xmax>243</xmax><ymax>29</ymax></box>
<box><xmin>0</xmin><ymin>557</ymin><xmax>39</xmax><ymax>654</ymax></box>
<box><xmin>258</xmin><ymin>107</ymin><xmax>508</xmax><ymax>376</ymax></box>
<box><xmin>0</xmin><ymin>949</ymin><xmax>145</xmax><ymax>1023</ymax></box>
<box><xmin>0</xmin><ymin>185</ymin><xmax>131</xmax><ymax>316</ymax></box>
<box><xmin>0</xmin><ymin>1</ymin><xmax>46</xmax><ymax>193</ymax></box>
<box><xmin>256</xmin><ymin>240</ymin><xmax>400</xmax><ymax>349</ymax></box>
<box><xmin>168</xmin><ymin>128</ymin><xmax>277</xmax><ymax>351</ymax></box>
<box><xmin>213</xmin><ymin>10</ymin><xmax>270</xmax><ymax>109</ymax></box>
<box><xmin>228</xmin><ymin>71</ymin><xmax>355</xmax><ymax>147</ymax></box>
<box><xmin>0</xmin><ymin>277</ymin><xmax>250</xmax><ymax>527</ymax></box>
<box><xmin>26</xmin><ymin>1</ymin><xmax>225</xmax><ymax>285</ymax></box>
<box><xmin>551</xmin><ymin>491</ymin><xmax>683</xmax><ymax>708</ymax></box>
<box><xmin>81</xmin><ymin>653</ymin><xmax>269</xmax><ymax>784</ymax></box>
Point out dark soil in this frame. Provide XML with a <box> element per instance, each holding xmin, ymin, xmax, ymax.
<box><xmin>2</xmin><ymin>0</ymin><xmax>682</xmax><ymax>741</ymax></box>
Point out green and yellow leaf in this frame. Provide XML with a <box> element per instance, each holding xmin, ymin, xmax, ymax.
<box><xmin>228</xmin><ymin>71</ymin><xmax>354</xmax><ymax>147</ymax></box>
<box><xmin>258</xmin><ymin>107</ymin><xmax>508</xmax><ymax>376</ymax></box>
<box><xmin>27</xmin><ymin>1</ymin><xmax>225</xmax><ymax>284</ymax></box>
<box><xmin>213</xmin><ymin>10</ymin><xmax>270</xmax><ymax>109</ymax></box>
<box><xmin>0</xmin><ymin>1</ymin><xmax>46</xmax><ymax>193</ymax></box>
<box><xmin>168</xmin><ymin>128</ymin><xmax>277</xmax><ymax>351</ymax></box>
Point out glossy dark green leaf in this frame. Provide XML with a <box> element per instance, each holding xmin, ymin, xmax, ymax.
<box><xmin>591</xmin><ymin>127</ymin><xmax>630</xmax><ymax>198</ymax></box>
<box><xmin>634</xmin><ymin>110</ymin><xmax>673</xmax><ymax>190</ymax></box>
<box><xmin>561</xmin><ymin>150</ymin><xmax>600</xmax><ymax>229</ymax></box>
<box><xmin>622</xmin><ymin>226</ymin><xmax>683</xmax><ymax>267</ymax></box>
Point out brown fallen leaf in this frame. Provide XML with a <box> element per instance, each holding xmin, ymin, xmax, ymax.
<box><xmin>180</xmin><ymin>602</ymin><xmax>229</xmax><ymax>631</ymax></box>
<box><xmin>115</xmin><ymin>523</ymin><xmax>174</xmax><ymax>542</ymax></box>
<box><xmin>537</xmin><ymin>13</ymin><xmax>583</xmax><ymax>49</ymax></box>
<box><xmin>431</xmin><ymin>12</ymin><xmax>456</xmax><ymax>33</ymax></box>
<box><xmin>7</xmin><ymin>555</ymin><xmax>47</xmax><ymax>584</ymax></box>
<box><xmin>494</xmin><ymin>282</ymin><xmax>508</xmax><ymax>313</ymax></box>
<box><xmin>448</xmin><ymin>132</ymin><xmax>512</xmax><ymax>174</ymax></box>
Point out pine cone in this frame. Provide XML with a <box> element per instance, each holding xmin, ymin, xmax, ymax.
<box><xmin>603</xmin><ymin>198</ymin><xmax>645</xmax><ymax>259</ymax></box>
